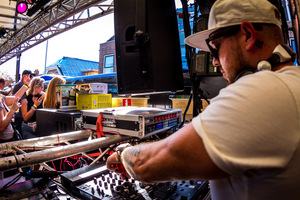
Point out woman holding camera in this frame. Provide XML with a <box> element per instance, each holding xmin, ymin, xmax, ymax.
<box><xmin>0</xmin><ymin>81</ymin><xmax>30</xmax><ymax>143</ymax></box>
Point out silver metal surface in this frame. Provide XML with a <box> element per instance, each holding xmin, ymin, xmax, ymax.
<box><xmin>0</xmin><ymin>134</ymin><xmax>124</xmax><ymax>171</ymax></box>
<box><xmin>0</xmin><ymin>130</ymin><xmax>93</xmax><ymax>154</ymax></box>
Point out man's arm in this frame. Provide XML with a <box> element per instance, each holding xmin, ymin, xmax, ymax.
<box><xmin>107</xmin><ymin>123</ymin><xmax>228</xmax><ymax>183</ymax></box>
<box><xmin>5</xmin><ymin>85</ymin><xmax>28</xmax><ymax>106</ymax></box>
<box><xmin>12</xmin><ymin>82</ymin><xmax>22</xmax><ymax>95</ymax></box>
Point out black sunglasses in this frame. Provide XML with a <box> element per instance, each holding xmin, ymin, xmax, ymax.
<box><xmin>205</xmin><ymin>25</ymin><xmax>241</xmax><ymax>59</ymax></box>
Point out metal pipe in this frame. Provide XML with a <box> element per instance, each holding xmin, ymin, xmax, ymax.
<box><xmin>40</xmin><ymin>162</ymin><xmax>56</xmax><ymax>171</ymax></box>
<box><xmin>0</xmin><ymin>130</ymin><xmax>93</xmax><ymax>154</ymax></box>
<box><xmin>0</xmin><ymin>135</ymin><xmax>125</xmax><ymax>171</ymax></box>
<box><xmin>90</xmin><ymin>145</ymin><xmax>114</xmax><ymax>165</ymax></box>
<box><xmin>64</xmin><ymin>141</ymin><xmax>95</xmax><ymax>161</ymax></box>
<box><xmin>12</xmin><ymin>146</ymin><xmax>26</xmax><ymax>154</ymax></box>
<box><xmin>12</xmin><ymin>146</ymin><xmax>56</xmax><ymax>171</ymax></box>
<box><xmin>16</xmin><ymin>146</ymin><xmax>56</xmax><ymax>151</ymax></box>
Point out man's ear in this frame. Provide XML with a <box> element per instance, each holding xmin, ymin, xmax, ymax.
<box><xmin>240</xmin><ymin>21</ymin><xmax>259</xmax><ymax>51</ymax></box>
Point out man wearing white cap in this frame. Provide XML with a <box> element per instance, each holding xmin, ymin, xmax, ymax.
<box><xmin>106</xmin><ymin>0</ymin><xmax>300</xmax><ymax>199</ymax></box>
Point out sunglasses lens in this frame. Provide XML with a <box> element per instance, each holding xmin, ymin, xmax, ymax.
<box><xmin>211</xmin><ymin>48</ymin><xmax>218</xmax><ymax>59</ymax></box>
<box><xmin>207</xmin><ymin>42</ymin><xmax>218</xmax><ymax>59</ymax></box>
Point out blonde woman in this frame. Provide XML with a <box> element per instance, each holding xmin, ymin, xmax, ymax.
<box><xmin>21</xmin><ymin>77</ymin><xmax>45</xmax><ymax>139</ymax></box>
<box><xmin>43</xmin><ymin>76</ymin><xmax>66</xmax><ymax>108</ymax></box>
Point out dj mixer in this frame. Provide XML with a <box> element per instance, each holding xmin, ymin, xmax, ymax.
<box><xmin>61</xmin><ymin>162</ymin><xmax>210</xmax><ymax>200</ymax></box>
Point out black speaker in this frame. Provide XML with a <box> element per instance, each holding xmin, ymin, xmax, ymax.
<box><xmin>114</xmin><ymin>0</ymin><xmax>184</xmax><ymax>95</ymax></box>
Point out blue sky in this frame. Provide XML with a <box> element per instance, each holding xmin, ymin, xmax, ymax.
<box><xmin>0</xmin><ymin>0</ymin><xmax>183</xmax><ymax>79</ymax></box>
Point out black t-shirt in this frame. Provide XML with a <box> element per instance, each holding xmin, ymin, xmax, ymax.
<box><xmin>12</xmin><ymin>81</ymin><xmax>23</xmax><ymax>95</ymax></box>
<box><xmin>25</xmin><ymin>93</ymin><xmax>43</xmax><ymax>123</ymax></box>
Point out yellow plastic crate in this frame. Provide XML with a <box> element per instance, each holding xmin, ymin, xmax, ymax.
<box><xmin>76</xmin><ymin>94</ymin><xmax>112</xmax><ymax>110</ymax></box>
<box><xmin>170</xmin><ymin>98</ymin><xmax>209</xmax><ymax>121</ymax></box>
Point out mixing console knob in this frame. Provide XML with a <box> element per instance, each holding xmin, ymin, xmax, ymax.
<box><xmin>123</xmin><ymin>188</ymin><xmax>129</xmax><ymax>196</ymax></box>
<box><xmin>99</xmin><ymin>180</ymin><xmax>102</xmax><ymax>187</ymax></box>
<box><xmin>115</xmin><ymin>185</ymin><xmax>123</xmax><ymax>193</ymax></box>
<box><xmin>190</xmin><ymin>180</ymin><xmax>194</xmax><ymax>185</ymax></box>
<box><xmin>123</xmin><ymin>181</ymin><xmax>130</xmax><ymax>188</ymax></box>
<box><xmin>118</xmin><ymin>179</ymin><xmax>123</xmax><ymax>185</ymax></box>
<box><xmin>130</xmin><ymin>183</ymin><xmax>136</xmax><ymax>193</ymax></box>
<box><xmin>93</xmin><ymin>177</ymin><xmax>97</xmax><ymax>184</ymax></box>
<box><xmin>91</xmin><ymin>187</ymin><xmax>95</xmax><ymax>194</ymax></box>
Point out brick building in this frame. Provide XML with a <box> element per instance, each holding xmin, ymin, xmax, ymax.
<box><xmin>98</xmin><ymin>36</ymin><xmax>116</xmax><ymax>74</ymax></box>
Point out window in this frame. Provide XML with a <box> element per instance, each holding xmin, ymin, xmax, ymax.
<box><xmin>104</xmin><ymin>55</ymin><xmax>114</xmax><ymax>73</ymax></box>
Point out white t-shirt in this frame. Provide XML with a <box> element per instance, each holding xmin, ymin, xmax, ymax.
<box><xmin>192</xmin><ymin>66</ymin><xmax>300</xmax><ymax>200</ymax></box>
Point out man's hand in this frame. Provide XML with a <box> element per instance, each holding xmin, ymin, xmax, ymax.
<box><xmin>106</xmin><ymin>152</ymin><xmax>131</xmax><ymax>180</ymax></box>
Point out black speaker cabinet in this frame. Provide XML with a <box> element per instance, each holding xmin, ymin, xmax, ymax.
<box><xmin>114</xmin><ymin>0</ymin><xmax>184</xmax><ymax>95</ymax></box>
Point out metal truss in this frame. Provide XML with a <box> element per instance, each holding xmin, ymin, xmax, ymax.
<box><xmin>0</xmin><ymin>130</ymin><xmax>126</xmax><ymax>171</ymax></box>
<box><xmin>0</xmin><ymin>0</ymin><xmax>114</xmax><ymax>65</ymax></box>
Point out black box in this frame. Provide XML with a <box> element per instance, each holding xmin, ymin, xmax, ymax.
<box><xmin>36</xmin><ymin>108</ymin><xmax>81</xmax><ymax>136</ymax></box>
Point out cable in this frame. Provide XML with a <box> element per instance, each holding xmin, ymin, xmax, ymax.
<box><xmin>0</xmin><ymin>173</ymin><xmax>22</xmax><ymax>192</ymax></box>
<box><xmin>179</xmin><ymin>91</ymin><xmax>193</xmax><ymax>128</ymax></box>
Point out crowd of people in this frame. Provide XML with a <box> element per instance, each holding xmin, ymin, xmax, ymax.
<box><xmin>0</xmin><ymin>70</ymin><xmax>66</xmax><ymax>142</ymax></box>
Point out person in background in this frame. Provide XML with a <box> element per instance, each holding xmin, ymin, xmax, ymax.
<box><xmin>43</xmin><ymin>76</ymin><xmax>66</xmax><ymax>108</ymax></box>
<box><xmin>12</xmin><ymin>70</ymin><xmax>35</xmax><ymax>96</ymax></box>
<box><xmin>0</xmin><ymin>84</ymin><xmax>29</xmax><ymax>143</ymax></box>
<box><xmin>12</xmin><ymin>70</ymin><xmax>35</xmax><ymax>137</ymax></box>
<box><xmin>106</xmin><ymin>0</ymin><xmax>300</xmax><ymax>199</ymax></box>
<box><xmin>0</xmin><ymin>77</ymin><xmax>12</xmax><ymax>96</ymax></box>
<box><xmin>21</xmin><ymin>77</ymin><xmax>45</xmax><ymax>139</ymax></box>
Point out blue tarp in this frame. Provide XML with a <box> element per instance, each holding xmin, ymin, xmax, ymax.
<box><xmin>46</xmin><ymin>57</ymin><xmax>99</xmax><ymax>77</ymax></box>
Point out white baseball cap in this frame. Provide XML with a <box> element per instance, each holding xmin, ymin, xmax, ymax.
<box><xmin>184</xmin><ymin>0</ymin><xmax>282</xmax><ymax>51</ymax></box>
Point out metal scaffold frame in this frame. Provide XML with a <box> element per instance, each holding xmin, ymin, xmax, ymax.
<box><xmin>0</xmin><ymin>130</ymin><xmax>127</xmax><ymax>172</ymax></box>
<box><xmin>0</xmin><ymin>0</ymin><xmax>114</xmax><ymax>65</ymax></box>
